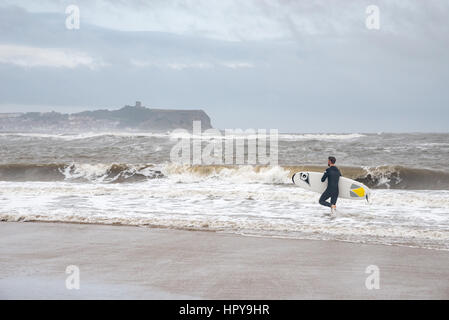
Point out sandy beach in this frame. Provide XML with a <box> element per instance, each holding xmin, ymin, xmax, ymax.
<box><xmin>1</xmin><ymin>221</ymin><xmax>448</xmax><ymax>299</ymax></box>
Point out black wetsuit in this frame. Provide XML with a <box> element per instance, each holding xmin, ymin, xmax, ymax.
<box><xmin>319</xmin><ymin>166</ymin><xmax>341</xmax><ymax>207</ymax></box>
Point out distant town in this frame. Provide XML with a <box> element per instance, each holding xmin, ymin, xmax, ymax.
<box><xmin>0</xmin><ymin>102</ymin><xmax>212</xmax><ymax>132</ymax></box>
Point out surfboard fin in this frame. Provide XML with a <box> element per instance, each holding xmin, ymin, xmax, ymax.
<box><xmin>366</xmin><ymin>194</ymin><xmax>370</xmax><ymax>204</ymax></box>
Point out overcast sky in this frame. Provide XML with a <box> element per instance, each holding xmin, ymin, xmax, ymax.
<box><xmin>0</xmin><ymin>0</ymin><xmax>448</xmax><ymax>132</ymax></box>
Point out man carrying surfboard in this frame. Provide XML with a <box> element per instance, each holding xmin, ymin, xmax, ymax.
<box><xmin>319</xmin><ymin>156</ymin><xmax>341</xmax><ymax>214</ymax></box>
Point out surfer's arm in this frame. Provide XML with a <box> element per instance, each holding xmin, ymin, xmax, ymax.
<box><xmin>321</xmin><ymin>170</ymin><xmax>328</xmax><ymax>182</ymax></box>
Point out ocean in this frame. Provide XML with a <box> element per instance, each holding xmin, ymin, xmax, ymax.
<box><xmin>1</xmin><ymin>132</ymin><xmax>448</xmax><ymax>250</ymax></box>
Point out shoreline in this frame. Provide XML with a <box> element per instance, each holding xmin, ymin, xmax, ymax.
<box><xmin>1</xmin><ymin>221</ymin><xmax>449</xmax><ymax>299</ymax></box>
<box><xmin>2</xmin><ymin>218</ymin><xmax>447</xmax><ymax>252</ymax></box>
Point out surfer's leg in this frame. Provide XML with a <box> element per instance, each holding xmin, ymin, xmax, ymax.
<box><xmin>330</xmin><ymin>193</ymin><xmax>338</xmax><ymax>206</ymax></box>
<box><xmin>319</xmin><ymin>190</ymin><xmax>332</xmax><ymax>207</ymax></box>
<box><xmin>330</xmin><ymin>193</ymin><xmax>338</xmax><ymax>214</ymax></box>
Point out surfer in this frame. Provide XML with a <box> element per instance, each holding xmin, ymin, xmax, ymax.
<box><xmin>319</xmin><ymin>156</ymin><xmax>341</xmax><ymax>214</ymax></box>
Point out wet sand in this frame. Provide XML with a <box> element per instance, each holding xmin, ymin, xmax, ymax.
<box><xmin>1</xmin><ymin>221</ymin><xmax>448</xmax><ymax>299</ymax></box>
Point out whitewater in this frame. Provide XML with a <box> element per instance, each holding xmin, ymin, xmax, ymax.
<box><xmin>0</xmin><ymin>132</ymin><xmax>448</xmax><ymax>250</ymax></box>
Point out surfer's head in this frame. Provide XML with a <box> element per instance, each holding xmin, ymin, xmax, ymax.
<box><xmin>328</xmin><ymin>156</ymin><xmax>336</xmax><ymax>166</ymax></box>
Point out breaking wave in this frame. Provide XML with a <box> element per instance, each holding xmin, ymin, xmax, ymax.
<box><xmin>0</xmin><ymin>163</ymin><xmax>448</xmax><ymax>190</ymax></box>
<box><xmin>0</xmin><ymin>163</ymin><xmax>163</xmax><ymax>183</ymax></box>
<box><xmin>0</xmin><ymin>131</ymin><xmax>365</xmax><ymax>141</ymax></box>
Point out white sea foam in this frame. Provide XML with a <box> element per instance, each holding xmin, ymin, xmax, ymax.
<box><xmin>60</xmin><ymin>163</ymin><xmax>113</xmax><ymax>181</ymax></box>
<box><xmin>59</xmin><ymin>163</ymin><xmax>161</xmax><ymax>183</ymax></box>
<box><xmin>169</xmin><ymin>132</ymin><xmax>366</xmax><ymax>141</ymax></box>
<box><xmin>1</xmin><ymin>179</ymin><xmax>448</xmax><ymax>250</ymax></box>
<box><xmin>0</xmin><ymin>132</ymin><xmax>366</xmax><ymax>142</ymax></box>
<box><xmin>276</xmin><ymin>133</ymin><xmax>366</xmax><ymax>141</ymax></box>
<box><xmin>0</xmin><ymin>131</ymin><xmax>172</xmax><ymax>140</ymax></box>
<box><xmin>161</xmin><ymin>164</ymin><xmax>291</xmax><ymax>184</ymax></box>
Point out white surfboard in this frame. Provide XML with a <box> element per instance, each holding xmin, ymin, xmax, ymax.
<box><xmin>292</xmin><ymin>171</ymin><xmax>371</xmax><ymax>201</ymax></box>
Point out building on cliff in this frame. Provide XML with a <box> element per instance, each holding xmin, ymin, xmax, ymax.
<box><xmin>0</xmin><ymin>102</ymin><xmax>212</xmax><ymax>132</ymax></box>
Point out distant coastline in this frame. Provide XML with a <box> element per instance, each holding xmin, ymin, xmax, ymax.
<box><xmin>0</xmin><ymin>101</ymin><xmax>212</xmax><ymax>132</ymax></box>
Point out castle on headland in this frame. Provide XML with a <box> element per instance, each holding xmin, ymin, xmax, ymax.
<box><xmin>0</xmin><ymin>102</ymin><xmax>212</xmax><ymax>132</ymax></box>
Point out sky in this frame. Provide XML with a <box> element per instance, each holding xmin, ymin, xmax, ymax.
<box><xmin>0</xmin><ymin>0</ymin><xmax>448</xmax><ymax>132</ymax></box>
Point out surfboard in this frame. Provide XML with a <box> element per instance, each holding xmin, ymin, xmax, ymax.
<box><xmin>292</xmin><ymin>171</ymin><xmax>370</xmax><ymax>201</ymax></box>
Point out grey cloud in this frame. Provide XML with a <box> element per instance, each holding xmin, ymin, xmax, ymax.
<box><xmin>0</xmin><ymin>2</ymin><xmax>448</xmax><ymax>132</ymax></box>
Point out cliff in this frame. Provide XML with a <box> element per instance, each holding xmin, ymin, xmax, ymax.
<box><xmin>0</xmin><ymin>102</ymin><xmax>212</xmax><ymax>132</ymax></box>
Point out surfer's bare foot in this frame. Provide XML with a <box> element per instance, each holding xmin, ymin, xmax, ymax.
<box><xmin>331</xmin><ymin>205</ymin><xmax>336</xmax><ymax>215</ymax></box>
